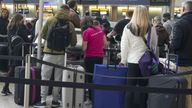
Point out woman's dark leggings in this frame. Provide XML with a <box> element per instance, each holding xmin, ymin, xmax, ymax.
<box><xmin>124</xmin><ymin>63</ymin><xmax>148</xmax><ymax>108</ymax></box>
<box><xmin>84</xmin><ymin>57</ymin><xmax>103</xmax><ymax>84</ymax></box>
<box><xmin>3</xmin><ymin>66</ymin><xmax>15</xmax><ymax>89</ymax></box>
<box><xmin>84</xmin><ymin>57</ymin><xmax>103</xmax><ymax>99</ymax></box>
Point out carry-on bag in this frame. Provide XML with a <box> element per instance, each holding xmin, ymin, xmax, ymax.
<box><xmin>92</xmin><ymin>64</ymin><xmax>128</xmax><ymax>108</ymax></box>
<box><xmin>92</xmin><ymin>47</ymin><xmax>127</xmax><ymax>108</ymax></box>
<box><xmin>147</xmin><ymin>75</ymin><xmax>187</xmax><ymax>108</ymax></box>
<box><xmin>62</xmin><ymin>53</ymin><xmax>85</xmax><ymax>108</ymax></box>
<box><xmin>14</xmin><ymin>66</ymin><xmax>41</xmax><ymax>105</ymax></box>
<box><xmin>66</xmin><ymin>46</ymin><xmax>84</xmax><ymax>67</ymax></box>
<box><xmin>147</xmin><ymin>54</ymin><xmax>187</xmax><ymax>108</ymax></box>
<box><xmin>14</xmin><ymin>43</ymin><xmax>41</xmax><ymax>105</ymax></box>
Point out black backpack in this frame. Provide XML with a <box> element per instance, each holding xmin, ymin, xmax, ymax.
<box><xmin>46</xmin><ymin>19</ymin><xmax>71</xmax><ymax>51</ymax></box>
<box><xmin>10</xmin><ymin>35</ymin><xmax>25</xmax><ymax>56</ymax></box>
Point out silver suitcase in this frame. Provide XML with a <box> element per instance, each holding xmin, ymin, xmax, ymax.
<box><xmin>62</xmin><ymin>53</ymin><xmax>85</xmax><ymax>108</ymax></box>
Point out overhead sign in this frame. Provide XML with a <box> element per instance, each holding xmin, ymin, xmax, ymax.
<box><xmin>98</xmin><ymin>0</ymin><xmax>150</xmax><ymax>5</ymax></box>
<box><xmin>78</xmin><ymin>0</ymin><xmax>98</xmax><ymax>4</ymax></box>
<box><xmin>14</xmin><ymin>0</ymin><xmax>27</xmax><ymax>3</ymax></box>
<box><xmin>150</xmin><ymin>0</ymin><xmax>170</xmax><ymax>6</ymax></box>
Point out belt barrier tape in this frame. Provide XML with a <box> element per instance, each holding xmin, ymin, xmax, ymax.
<box><xmin>0</xmin><ymin>55</ymin><xmax>192</xmax><ymax>95</ymax></box>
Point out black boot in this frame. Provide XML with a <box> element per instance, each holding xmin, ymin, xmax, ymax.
<box><xmin>1</xmin><ymin>86</ymin><xmax>8</xmax><ymax>96</ymax></box>
<box><xmin>6</xmin><ymin>88</ymin><xmax>12</xmax><ymax>95</ymax></box>
<box><xmin>1</xmin><ymin>85</ymin><xmax>12</xmax><ymax>96</ymax></box>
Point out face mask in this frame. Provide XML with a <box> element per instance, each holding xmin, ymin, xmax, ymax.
<box><xmin>163</xmin><ymin>19</ymin><xmax>166</xmax><ymax>22</ymax></box>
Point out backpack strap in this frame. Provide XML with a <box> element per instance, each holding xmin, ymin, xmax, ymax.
<box><xmin>141</xmin><ymin>27</ymin><xmax>151</xmax><ymax>49</ymax></box>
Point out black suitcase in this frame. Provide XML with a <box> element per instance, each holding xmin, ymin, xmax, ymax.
<box><xmin>14</xmin><ymin>66</ymin><xmax>41</xmax><ymax>105</ymax></box>
<box><xmin>0</xmin><ymin>42</ymin><xmax>9</xmax><ymax>71</ymax></box>
<box><xmin>147</xmin><ymin>75</ymin><xmax>187</xmax><ymax>108</ymax></box>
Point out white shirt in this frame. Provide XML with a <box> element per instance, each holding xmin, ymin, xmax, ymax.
<box><xmin>34</xmin><ymin>19</ymin><xmax>47</xmax><ymax>45</ymax></box>
<box><xmin>120</xmin><ymin>26</ymin><xmax>158</xmax><ymax>64</ymax></box>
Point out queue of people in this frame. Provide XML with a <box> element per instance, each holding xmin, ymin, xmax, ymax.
<box><xmin>0</xmin><ymin>9</ymin><xmax>34</xmax><ymax>96</ymax></box>
<box><xmin>0</xmin><ymin>0</ymin><xmax>192</xmax><ymax>108</ymax></box>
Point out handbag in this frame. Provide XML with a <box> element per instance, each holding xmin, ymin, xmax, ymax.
<box><xmin>138</xmin><ymin>28</ymin><xmax>163</xmax><ymax>76</ymax></box>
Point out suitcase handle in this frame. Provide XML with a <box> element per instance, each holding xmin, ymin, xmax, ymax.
<box><xmin>104</xmin><ymin>47</ymin><xmax>120</xmax><ymax>69</ymax></box>
<box><xmin>22</xmin><ymin>43</ymin><xmax>37</xmax><ymax>66</ymax></box>
<box><xmin>165</xmin><ymin>54</ymin><xmax>179</xmax><ymax>73</ymax></box>
<box><xmin>31</xmin><ymin>67</ymin><xmax>36</xmax><ymax>104</ymax></box>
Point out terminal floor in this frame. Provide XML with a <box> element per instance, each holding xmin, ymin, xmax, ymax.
<box><xmin>0</xmin><ymin>82</ymin><xmax>62</xmax><ymax>108</ymax></box>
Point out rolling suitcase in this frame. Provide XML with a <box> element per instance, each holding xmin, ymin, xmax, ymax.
<box><xmin>62</xmin><ymin>53</ymin><xmax>85</xmax><ymax>108</ymax></box>
<box><xmin>147</xmin><ymin>54</ymin><xmax>187</xmax><ymax>108</ymax></box>
<box><xmin>14</xmin><ymin>43</ymin><xmax>41</xmax><ymax>105</ymax></box>
<box><xmin>147</xmin><ymin>75</ymin><xmax>187</xmax><ymax>108</ymax></box>
<box><xmin>93</xmin><ymin>47</ymin><xmax>126</xmax><ymax>108</ymax></box>
<box><xmin>92</xmin><ymin>64</ymin><xmax>128</xmax><ymax>108</ymax></box>
<box><xmin>14</xmin><ymin>66</ymin><xmax>41</xmax><ymax>105</ymax></box>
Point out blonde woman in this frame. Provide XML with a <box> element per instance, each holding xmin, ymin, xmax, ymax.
<box><xmin>120</xmin><ymin>5</ymin><xmax>158</xmax><ymax>108</ymax></box>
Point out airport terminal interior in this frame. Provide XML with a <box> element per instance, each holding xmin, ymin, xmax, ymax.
<box><xmin>0</xmin><ymin>0</ymin><xmax>192</xmax><ymax>108</ymax></box>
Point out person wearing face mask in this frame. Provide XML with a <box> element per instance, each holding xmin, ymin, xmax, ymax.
<box><xmin>0</xmin><ymin>9</ymin><xmax>9</xmax><ymax>41</ymax></box>
<box><xmin>1</xmin><ymin>13</ymin><xmax>30</xmax><ymax>96</ymax></box>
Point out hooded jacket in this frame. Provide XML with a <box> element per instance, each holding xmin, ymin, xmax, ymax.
<box><xmin>41</xmin><ymin>8</ymin><xmax>77</xmax><ymax>55</ymax></box>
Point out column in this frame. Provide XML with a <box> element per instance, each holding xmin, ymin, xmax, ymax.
<box><xmin>111</xmin><ymin>6</ymin><xmax>117</xmax><ymax>21</ymax></box>
<box><xmin>170</xmin><ymin>0</ymin><xmax>175</xmax><ymax>20</ymax></box>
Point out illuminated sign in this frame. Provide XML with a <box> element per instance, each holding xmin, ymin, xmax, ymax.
<box><xmin>17</xmin><ymin>8</ymin><xmax>29</xmax><ymax>14</ymax></box>
<box><xmin>44</xmin><ymin>7</ymin><xmax>53</xmax><ymax>13</ymax></box>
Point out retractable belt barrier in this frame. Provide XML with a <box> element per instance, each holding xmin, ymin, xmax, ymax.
<box><xmin>0</xmin><ymin>76</ymin><xmax>192</xmax><ymax>95</ymax></box>
<box><xmin>0</xmin><ymin>55</ymin><xmax>192</xmax><ymax>95</ymax></box>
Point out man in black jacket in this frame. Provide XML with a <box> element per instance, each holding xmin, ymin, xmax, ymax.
<box><xmin>171</xmin><ymin>1</ymin><xmax>192</xmax><ymax>108</ymax></box>
<box><xmin>172</xmin><ymin>1</ymin><xmax>192</xmax><ymax>66</ymax></box>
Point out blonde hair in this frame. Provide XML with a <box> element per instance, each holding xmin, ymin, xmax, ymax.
<box><xmin>129</xmin><ymin>5</ymin><xmax>149</xmax><ymax>37</ymax></box>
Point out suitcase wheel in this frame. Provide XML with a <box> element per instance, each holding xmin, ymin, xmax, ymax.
<box><xmin>79</xmin><ymin>103</ymin><xmax>82</xmax><ymax>107</ymax></box>
<box><xmin>80</xmin><ymin>75</ymin><xmax>83</xmax><ymax>79</ymax></box>
<box><xmin>68</xmin><ymin>74</ymin><xmax>71</xmax><ymax>79</ymax></box>
<box><xmin>67</xmin><ymin>103</ymin><xmax>70</xmax><ymax>107</ymax></box>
